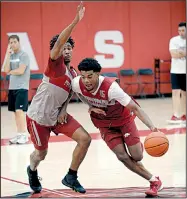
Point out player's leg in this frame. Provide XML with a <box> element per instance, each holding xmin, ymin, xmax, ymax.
<box><xmin>53</xmin><ymin>114</ymin><xmax>91</xmax><ymax>193</ymax></box>
<box><xmin>15</xmin><ymin>89</ymin><xmax>29</xmax><ymax>144</ymax></box>
<box><xmin>121</xmin><ymin>121</ymin><xmax>163</xmax><ymax>196</ymax></box>
<box><xmin>100</xmin><ymin>126</ymin><xmax>162</xmax><ymax>196</ymax></box>
<box><xmin>26</xmin><ymin>115</ymin><xmax>50</xmax><ymax>193</ymax></box>
<box><xmin>100</xmin><ymin>127</ymin><xmax>153</xmax><ymax>180</ymax></box>
<box><xmin>69</xmin><ymin>127</ymin><xmax>91</xmax><ymax>171</ymax></box>
<box><xmin>113</xmin><ymin>143</ymin><xmax>153</xmax><ymax>179</ymax></box>
<box><xmin>179</xmin><ymin>74</ymin><xmax>186</xmax><ymax>122</ymax></box>
<box><xmin>169</xmin><ymin>73</ymin><xmax>181</xmax><ymax>123</ymax></box>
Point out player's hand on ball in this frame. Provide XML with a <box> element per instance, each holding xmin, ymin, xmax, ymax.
<box><xmin>150</xmin><ymin>127</ymin><xmax>159</xmax><ymax>132</ymax></box>
<box><xmin>88</xmin><ymin>107</ymin><xmax>106</xmax><ymax>116</ymax></box>
<box><xmin>75</xmin><ymin>1</ymin><xmax>85</xmax><ymax>23</ymax></box>
<box><xmin>58</xmin><ymin>112</ymin><xmax>68</xmax><ymax>124</ymax></box>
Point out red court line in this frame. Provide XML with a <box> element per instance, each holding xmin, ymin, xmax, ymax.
<box><xmin>1</xmin><ymin>176</ymin><xmax>77</xmax><ymax>197</ymax></box>
<box><xmin>1</xmin><ymin>127</ymin><xmax>186</xmax><ymax>146</ymax></box>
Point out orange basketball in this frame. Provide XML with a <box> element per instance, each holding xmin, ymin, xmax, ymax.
<box><xmin>144</xmin><ymin>131</ymin><xmax>169</xmax><ymax>157</ymax></box>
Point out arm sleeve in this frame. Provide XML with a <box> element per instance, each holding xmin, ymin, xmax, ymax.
<box><xmin>169</xmin><ymin>38</ymin><xmax>177</xmax><ymax>50</ymax></box>
<box><xmin>71</xmin><ymin>77</ymin><xmax>81</xmax><ymax>93</ymax></box>
<box><xmin>19</xmin><ymin>53</ymin><xmax>30</xmax><ymax>67</ymax></box>
<box><xmin>108</xmin><ymin>82</ymin><xmax>131</xmax><ymax>106</ymax></box>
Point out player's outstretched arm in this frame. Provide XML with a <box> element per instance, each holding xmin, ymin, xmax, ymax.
<box><xmin>108</xmin><ymin>81</ymin><xmax>158</xmax><ymax>132</ymax></box>
<box><xmin>50</xmin><ymin>2</ymin><xmax>85</xmax><ymax>60</ymax></box>
<box><xmin>126</xmin><ymin>100</ymin><xmax>158</xmax><ymax>132</ymax></box>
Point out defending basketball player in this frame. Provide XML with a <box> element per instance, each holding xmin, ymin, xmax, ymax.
<box><xmin>71</xmin><ymin>58</ymin><xmax>163</xmax><ymax>196</ymax></box>
<box><xmin>26</xmin><ymin>2</ymin><xmax>91</xmax><ymax>194</ymax></box>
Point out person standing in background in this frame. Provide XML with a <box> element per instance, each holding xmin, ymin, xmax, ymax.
<box><xmin>168</xmin><ymin>22</ymin><xmax>186</xmax><ymax>124</ymax></box>
<box><xmin>4</xmin><ymin>35</ymin><xmax>30</xmax><ymax>144</ymax></box>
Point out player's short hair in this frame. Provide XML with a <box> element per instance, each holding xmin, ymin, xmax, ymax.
<box><xmin>78</xmin><ymin>58</ymin><xmax>102</xmax><ymax>72</ymax></box>
<box><xmin>50</xmin><ymin>34</ymin><xmax>75</xmax><ymax>50</ymax></box>
<box><xmin>178</xmin><ymin>22</ymin><xmax>186</xmax><ymax>27</ymax></box>
<box><xmin>8</xmin><ymin>35</ymin><xmax>20</xmax><ymax>42</ymax></box>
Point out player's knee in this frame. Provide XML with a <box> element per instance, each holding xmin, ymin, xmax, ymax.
<box><xmin>39</xmin><ymin>153</ymin><xmax>47</xmax><ymax>161</ymax></box>
<box><xmin>82</xmin><ymin>134</ymin><xmax>92</xmax><ymax>147</ymax></box>
<box><xmin>73</xmin><ymin>128</ymin><xmax>91</xmax><ymax>148</ymax></box>
<box><xmin>116</xmin><ymin>153</ymin><xmax>129</xmax><ymax>163</ymax></box>
<box><xmin>131</xmin><ymin>153</ymin><xmax>143</xmax><ymax>162</ymax></box>
<box><xmin>33</xmin><ymin>149</ymin><xmax>48</xmax><ymax>161</ymax></box>
<box><xmin>78</xmin><ymin>133</ymin><xmax>91</xmax><ymax>148</ymax></box>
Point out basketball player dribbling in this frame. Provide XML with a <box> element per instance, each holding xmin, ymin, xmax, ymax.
<box><xmin>26</xmin><ymin>2</ymin><xmax>90</xmax><ymax>194</ymax></box>
<box><xmin>71</xmin><ymin>58</ymin><xmax>163</xmax><ymax>196</ymax></box>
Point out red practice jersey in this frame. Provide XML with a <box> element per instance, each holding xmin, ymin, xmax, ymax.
<box><xmin>27</xmin><ymin>55</ymin><xmax>77</xmax><ymax>126</ymax></box>
<box><xmin>72</xmin><ymin>76</ymin><xmax>135</xmax><ymax>128</ymax></box>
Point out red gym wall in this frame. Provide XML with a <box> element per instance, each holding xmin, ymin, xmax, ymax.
<box><xmin>1</xmin><ymin>1</ymin><xmax>186</xmax><ymax>100</ymax></box>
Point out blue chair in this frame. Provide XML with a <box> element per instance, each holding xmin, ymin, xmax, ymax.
<box><xmin>101</xmin><ymin>72</ymin><xmax>118</xmax><ymax>78</ymax></box>
<box><xmin>101</xmin><ymin>72</ymin><xmax>120</xmax><ymax>83</ymax></box>
<box><xmin>5</xmin><ymin>75</ymin><xmax>10</xmax><ymax>81</ymax></box>
<box><xmin>119</xmin><ymin>69</ymin><xmax>140</xmax><ymax>95</ymax></box>
<box><xmin>137</xmin><ymin>68</ymin><xmax>154</xmax><ymax>98</ymax></box>
<box><xmin>30</xmin><ymin>73</ymin><xmax>43</xmax><ymax>80</ymax></box>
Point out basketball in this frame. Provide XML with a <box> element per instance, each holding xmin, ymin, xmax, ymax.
<box><xmin>144</xmin><ymin>131</ymin><xmax>169</xmax><ymax>157</ymax></box>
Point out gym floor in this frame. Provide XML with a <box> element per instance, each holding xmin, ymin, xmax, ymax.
<box><xmin>1</xmin><ymin>98</ymin><xmax>186</xmax><ymax>198</ymax></box>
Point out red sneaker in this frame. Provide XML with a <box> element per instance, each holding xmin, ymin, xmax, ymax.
<box><xmin>145</xmin><ymin>177</ymin><xmax>163</xmax><ymax>196</ymax></box>
<box><xmin>168</xmin><ymin>115</ymin><xmax>181</xmax><ymax>124</ymax></box>
<box><xmin>181</xmin><ymin>115</ymin><xmax>186</xmax><ymax>123</ymax></box>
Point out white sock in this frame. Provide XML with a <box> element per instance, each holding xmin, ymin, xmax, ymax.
<box><xmin>149</xmin><ymin>176</ymin><xmax>158</xmax><ymax>182</ymax></box>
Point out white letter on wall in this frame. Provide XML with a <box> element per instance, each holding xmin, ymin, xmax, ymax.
<box><xmin>94</xmin><ymin>31</ymin><xmax>124</xmax><ymax>68</ymax></box>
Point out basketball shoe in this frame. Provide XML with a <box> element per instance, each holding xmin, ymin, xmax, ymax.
<box><xmin>145</xmin><ymin>176</ymin><xmax>163</xmax><ymax>196</ymax></box>
<box><xmin>62</xmin><ymin>174</ymin><xmax>86</xmax><ymax>193</ymax></box>
<box><xmin>9</xmin><ymin>133</ymin><xmax>28</xmax><ymax>144</ymax></box>
<box><xmin>27</xmin><ymin>166</ymin><xmax>42</xmax><ymax>193</ymax></box>
<box><xmin>168</xmin><ymin>115</ymin><xmax>181</xmax><ymax>124</ymax></box>
<box><xmin>181</xmin><ymin>115</ymin><xmax>186</xmax><ymax>123</ymax></box>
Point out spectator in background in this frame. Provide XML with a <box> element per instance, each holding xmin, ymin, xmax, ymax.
<box><xmin>4</xmin><ymin>35</ymin><xmax>30</xmax><ymax>144</ymax></box>
<box><xmin>168</xmin><ymin>22</ymin><xmax>186</xmax><ymax>124</ymax></box>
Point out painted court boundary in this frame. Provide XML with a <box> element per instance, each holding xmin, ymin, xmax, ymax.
<box><xmin>1</xmin><ymin>127</ymin><xmax>186</xmax><ymax>146</ymax></box>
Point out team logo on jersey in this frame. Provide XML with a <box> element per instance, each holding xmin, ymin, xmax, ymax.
<box><xmin>64</xmin><ymin>80</ymin><xmax>71</xmax><ymax>88</ymax></box>
<box><xmin>124</xmin><ymin>133</ymin><xmax>130</xmax><ymax>138</ymax></box>
<box><xmin>100</xmin><ymin>90</ymin><xmax>105</xmax><ymax>98</ymax></box>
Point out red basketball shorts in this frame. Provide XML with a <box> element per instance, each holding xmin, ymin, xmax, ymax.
<box><xmin>26</xmin><ymin>114</ymin><xmax>82</xmax><ymax>150</ymax></box>
<box><xmin>99</xmin><ymin>120</ymin><xmax>140</xmax><ymax>150</ymax></box>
